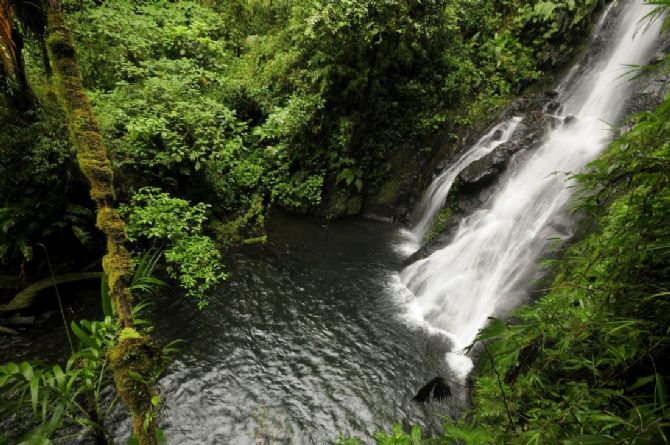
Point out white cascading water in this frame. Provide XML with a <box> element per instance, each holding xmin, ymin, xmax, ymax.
<box><xmin>397</xmin><ymin>0</ymin><xmax>663</xmax><ymax>378</ymax></box>
<box><xmin>405</xmin><ymin>117</ymin><xmax>523</xmax><ymax>245</ymax></box>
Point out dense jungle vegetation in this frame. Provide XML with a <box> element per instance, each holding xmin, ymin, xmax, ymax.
<box><xmin>0</xmin><ymin>0</ymin><xmax>668</xmax><ymax>443</ymax></box>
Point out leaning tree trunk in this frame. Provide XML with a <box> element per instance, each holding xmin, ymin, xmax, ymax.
<box><xmin>45</xmin><ymin>2</ymin><xmax>160</xmax><ymax>444</ymax></box>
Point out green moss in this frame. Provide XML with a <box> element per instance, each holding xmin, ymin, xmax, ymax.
<box><xmin>211</xmin><ymin>194</ymin><xmax>266</xmax><ymax>246</ymax></box>
<box><xmin>108</xmin><ymin>336</ymin><xmax>161</xmax><ymax>445</ymax></box>
<box><xmin>119</xmin><ymin>327</ymin><xmax>141</xmax><ymax>341</ymax></box>
<box><xmin>241</xmin><ymin>235</ymin><xmax>267</xmax><ymax>245</ymax></box>
<box><xmin>45</xmin><ymin>26</ymin><xmax>75</xmax><ymax>59</ymax></box>
<box><xmin>345</xmin><ymin>195</ymin><xmax>363</xmax><ymax>216</ymax></box>
<box><xmin>102</xmin><ymin>249</ymin><xmax>133</xmax><ymax>292</ymax></box>
<box><xmin>46</xmin><ymin>9</ymin><xmax>116</xmax><ymax>206</ymax></box>
<box><xmin>319</xmin><ymin>188</ymin><xmax>352</xmax><ymax>218</ymax></box>
<box><xmin>424</xmin><ymin>207</ymin><xmax>455</xmax><ymax>244</ymax></box>
<box><xmin>96</xmin><ymin>207</ymin><xmax>127</xmax><ymax>244</ymax></box>
<box><xmin>424</xmin><ymin>179</ymin><xmax>461</xmax><ymax>244</ymax></box>
<box><xmin>46</xmin><ymin>5</ymin><xmax>136</xmax><ymax>326</ymax></box>
<box><xmin>373</xmin><ymin>176</ymin><xmax>403</xmax><ymax>206</ymax></box>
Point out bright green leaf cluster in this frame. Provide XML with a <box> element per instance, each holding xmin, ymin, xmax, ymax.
<box><xmin>120</xmin><ymin>187</ymin><xmax>228</xmax><ymax>308</ymax></box>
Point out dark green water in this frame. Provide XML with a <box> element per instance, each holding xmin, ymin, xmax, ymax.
<box><xmin>2</xmin><ymin>214</ymin><xmax>461</xmax><ymax>444</ymax></box>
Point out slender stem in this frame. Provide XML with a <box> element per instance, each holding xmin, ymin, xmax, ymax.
<box><xmin>483</xmin><ymin>341</ymin><xmax>516</xmax><ymax>431</ymax></box>
<box><xmin>38</xmin><ymin>243</ymin><xmax>74</xmax><ymax>354</ymax></box>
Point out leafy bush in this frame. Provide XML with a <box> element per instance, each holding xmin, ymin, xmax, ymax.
<box><xmin>515</xmin><ymin>0</ymin><xmax>601</xmax><ymax>66</ymax></box>
<box><xmin>1</xmin><ymin>251</ymin><xmax>176</xmax><ymax>444</ymax></box>
<box><xmin>121</xmin><ymin>187</ymin><xmax>228</xmax><ymax>308</ymax></box>
<box><xmin>0</xmin><ymin>317</ymin><xmax>117</xmax><ymax>444</ymax></box>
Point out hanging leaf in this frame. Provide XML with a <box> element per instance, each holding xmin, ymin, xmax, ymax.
<box><xmin>656</xmin><ymin>373</ymin><xmax>667</xmax><ymax>408</ymax></box>
<box><xmin>29</xmin><ymin>376</ymin><xmax>39</xmax><ymax>415</ymax></box>
<box><xmin>70</xmin><ymin>322</ymin><xmax>96</xmax><ymax>349</ymax></box>
<box><xmin>534</xmin><ymin>1</ymin><xmax>560</xmax><ymax>21</ymax></box>
<box><xmin>565</xmin><ymin>435</ymin><xmax>617</xmax><ymax>444</ymax></box>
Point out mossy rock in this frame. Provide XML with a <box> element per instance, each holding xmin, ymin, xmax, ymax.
<box><xmin>318</xmin><ymin>186</ymin><xmax>363</xmax><ymax>218</ymax></box>
<box><xmin>345</xmin><ymin>195</ymin><xmax>363</xmax><ymax>216</ymax></box>
<box><xmin>318</xmin><ymin>187</ymin><xmax>349</xmax><ymax>218</ymax></box>
<box><xmin>370</xmin><ymin>175</ymin><xmax>402</xmax><ymax>208</ymax></box>
<box><xmin>424</xmin><ymin>207</ymin><xmax>456</xmax><ymax>245</ymax></box>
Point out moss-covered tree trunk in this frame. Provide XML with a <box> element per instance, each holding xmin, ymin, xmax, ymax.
<box><xmin>44</xmin><ymin>2</ymin><xmax>160</xmax><ymax>444</ymax></box>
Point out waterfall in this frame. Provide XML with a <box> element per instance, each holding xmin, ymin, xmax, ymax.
<box><xmin>408</xmin><ymin>117</ymin><xmax>523</xmax><ymax>244</ymax></box>
<box><xmin>396</xmin><ymin>0</ymin><xmax>663</xmax><ymax>376</ymax></box>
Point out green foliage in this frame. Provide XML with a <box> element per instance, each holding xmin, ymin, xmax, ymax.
<box><xmin>120</xmin><ymin>187</ymin><xmax>228</xmax><ymax>308</ymax></box>
<box><xmin>69</xmin><ymin>0</ymin><xmax>327</xmax><ymax>229</ymax></box>
<box><xmin>0</xmin><ymin>98</ymin><xmax>93</xmax><ymax>270</ymax></box>
<box><xmin>64</xmin><ymin>0</ymin><xmax>603</xmax><ymax>231</ymax></box>
<box><xmin>1</xmin><ymin>258</ymin><xmax>173</xmax><ymax>444</ymax></box>
<box><xmin>0</xmin><ymin>0</ymin><xmax>608</xmax><ymax>279</ymax></box>
<box><xmin>0</xmin><ymin>317</ymin><xmax>117</xmax><ymax>444</ymax></box>
<box><xmin>5</xmin><ymin>1</ymin><xmax>659</xmax><ymax>444</ymax></box>
<box><xmin>121</xmin><ymin>187</ymin><xmax>209</xmax><ymax>242</ymax></box>
<box><xmin>130</xmin><ymin>250</ymin><xmax>167</xmax><ymax>299</ymax></box>
<box><xmin>341</xmin><ymin>424</ymin><xmax>426</xmax><ymax>445</ymax></box>
<box><xmin>101</xmin><ymin>249</ymin><xmax>166</xmax><ymax>318</ymax></box>
<box><xmin>374</xmin><ymin>424</ymin><xmax>425</xmax><ymax>445</ymax></box>
<box><xmin>513</xmin><ymin>0</ymin><xmax>600</xmax><ymax>68</ymax></box>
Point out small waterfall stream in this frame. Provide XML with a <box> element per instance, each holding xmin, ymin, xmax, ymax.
<box><xmin>396</xmin><ymin>0</ymin><xmax>663</xmax><ymax>379</ymax></box>
<box><xmin>407</xmin><ymin>117</ymin><xmax>523</xmax><ymax>243</ymax></box>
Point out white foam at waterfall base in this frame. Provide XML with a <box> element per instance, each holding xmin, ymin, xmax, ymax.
<box><xmin>388</xmin><ymin>273</ymin><xmax>475</xmax><ymax>380</ymax></box>
<box><xmin>445</xmin><ymin>352</ymin><xmax>473</xmax><ymax>381</ymax></box>
<box><xmin>394</xmin><ymin>0</ymin><xmax>663</xmax><ymax>375</ymax></box>
<box><xmin>393</xmin><ymin>228</ymin><xmax>421</xmax><ymax>257</ymax></box>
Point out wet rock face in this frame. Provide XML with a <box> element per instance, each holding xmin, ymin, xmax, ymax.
<box><xmin>405</xmin><ymin>92</ymin><xmax>575</xmax><ymax>264</ymax></box>
<box><xmin>563</xmin><ymin>115</ymin><xmax>579</xmax><ymax>126</ymax></box>
<box><xmin>458</xmin><ymin>148</ymin><xmax>508</xmax><ymax>190</ymax></box>
<box><xmin>400</xmin><ymin>5</ymin><xmax>669</xmax><ymax>264</ymax></box>
<box><xmin>457</xmin><ymin>106</ymin><xmax>559</xmax><ymax>199</ymax></box>
<box><xmin>407</xmin><ymin>64</ymin><xmax>670</xmax><ymax>263</ymax></box>
<box><xmin>621</xmin><ymin>73</ymin><xmax>670</xmax><ymax>118</ymax></box>
<box><xmin>545</xmin><ymin>100</ymin><xmax>562</xmax><ymax>114</ymax></box>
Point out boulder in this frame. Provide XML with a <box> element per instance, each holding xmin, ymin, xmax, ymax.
<box><xmin>563</xmin><ymin>115</ymin><xmax>579</xmax><ymax>126</ymax></box>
